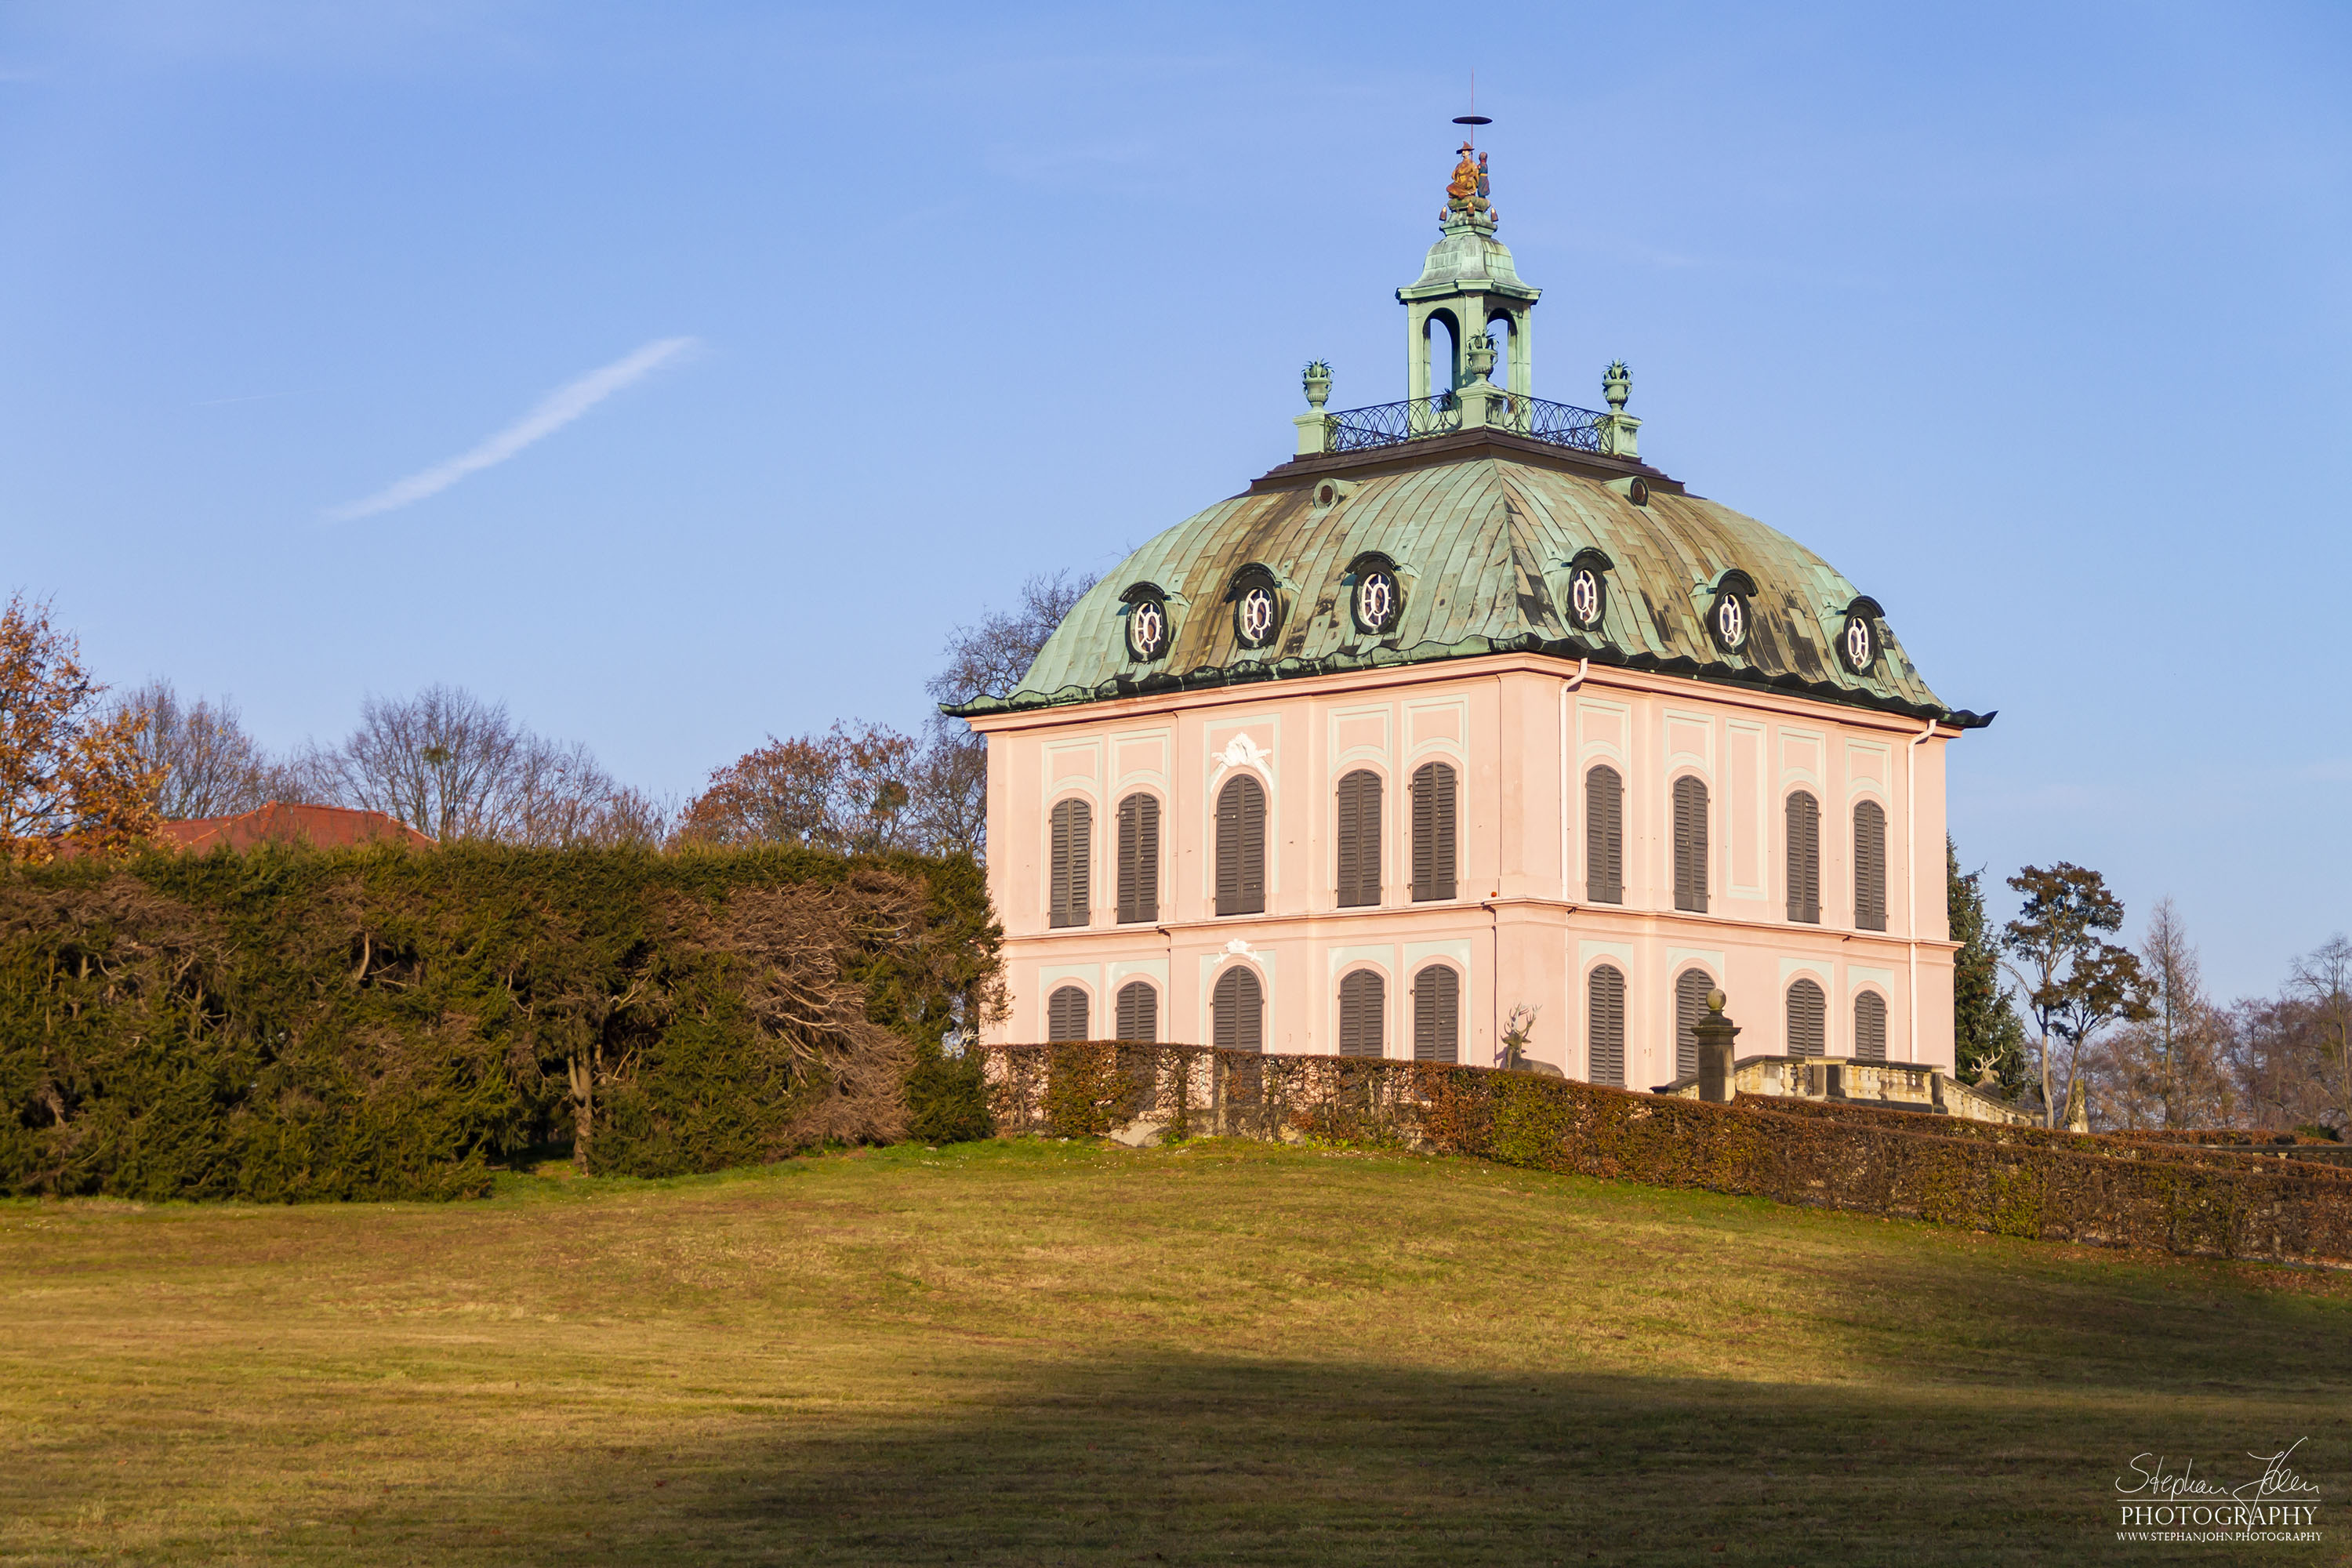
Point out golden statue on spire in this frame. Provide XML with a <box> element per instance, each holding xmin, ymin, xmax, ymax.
<box><xmin>1443</xmin><ymin>141</ymin><xmax>1494</xmax><ymax>228</ymax></box>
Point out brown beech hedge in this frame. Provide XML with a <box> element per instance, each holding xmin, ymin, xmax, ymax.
<box><xmin>978</xmin><ymin>1043</ymin><xmax>2352</xmax><ymax>1266</ymax></box>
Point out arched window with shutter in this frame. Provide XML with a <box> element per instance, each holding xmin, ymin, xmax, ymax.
<box><xmin>1585</xmin><ymin>764</ymin><xmax>1623</xmax><ymax>904</ymax></box>
<box><xmin>1211</xmin><ymin>965</ymin><xmax>1263</xmax><ymax>1052</ymax></box>
<box><xmin>1116</xmin><ymin>793</ymin><xmax>1160</xmax><ymax>924</ymax></box>
<box><xmin>1786</xmin><ymin>790</ymin><xmax>1820</xmax><ymax>924</ymax></box>
<box><xmin>1410</xmin><ymin>760</ymin><xmax>1457</xmax><ymax>902</ymax></box>
<box><xmin>1046</xmin><ymin>985</ymin><xmax>1089</xmax><ymax>1042</ymax></box>
<box><xmin>1115</xmin><ymin>979</ymin><xmax>1157</xmax><ymax>1043</ymax></box>
<box><xmin>1853</xmin><ymin>990</ymin><xmax>1888</xmax><ymax>1062</ymax></box>
<box><xmin>1588</xmin><ymin>964</ymin><xmax>1626</xmax><ymax>1087</ymax></box>
<box><xmin>1412</xmin><ymin>964</ymin><xmax>1460</xmax><ymax>1063</ymax></box>
<box><xmin>1671</xmin><ymin>776</ymin><xmax>1709</xmax><ymax>913</ymax></box>
<box><xmin>1854</xmin><ymin>799</ymin><xmax>1888</xmax><ymax>931</ymax></box>
<box><xmin>1337</xmin><ymin>968</ymin><xmax>1385</xmax><ymax>1058</ymax></box>
<box><xmin>1786</xmin><ymin>978</ymin><xmax>1827</xmax><ymax>1057</ymax></box>
<box><xmin>1214</xmin><ymin>775</ymin><xmax>1267</xmax><ymax>916</ymax></box>
<box><xmin>1048</xmin><ymin>798</ymin><xmax>1091</xmax><ymax>929</ymax></box>
<box><xmin>1673</xmin><ymin>967</ymin><xmax>1714</xmax><ymax>1080</ymax></box>
<box><xmin>1334</xmin><ymin>770</ymin><xmax>1382</xmax><ymax>908</ymax></box>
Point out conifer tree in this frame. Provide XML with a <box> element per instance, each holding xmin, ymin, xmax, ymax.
<box><xmin>1947</xmin><ymin>837</ymin><xmax>2026</xmax><ymax>1092</ymax></box>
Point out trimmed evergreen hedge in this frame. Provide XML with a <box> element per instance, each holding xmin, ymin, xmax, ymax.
<box><xmin>0</xmin><ymin>844</ymin><xmax>999</xmax><ymax>1200</ymax></box>
<box><xmin>978</xmin><ymin>1043</ymin><xmax>2352</xmax><ymax>1265</ymax></box>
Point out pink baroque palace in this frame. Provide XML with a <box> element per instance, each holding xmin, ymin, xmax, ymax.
<box><xmin>946</xmin><ymin>139</ymin><xmax>1993</xmax><ymax>1091</ymax></box>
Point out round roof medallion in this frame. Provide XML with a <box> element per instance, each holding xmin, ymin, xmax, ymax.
<box><xmin>1628</xmin><ymin>477</ymin><xmax>1650</xmax><ymax>506</ymax></box>
<box><xmin>1566</xmin><ymin>563</ymin><xmax>1606</xmax><ymax>631</ymax></box>
<box><xmin>1124</xmin><ymin>593</ymin><xmax>1171</xmax><ymax>662</ymax></box>
<box><xmin>1235</xmin><ymin>583</ymin><xmax>1282</xmax><ymax>650</ymax></box>
<box><xmin>1841</xmin><ymin>611</ymin><xmax>1878</xmax><ymax>674</ymax></box>
<box><xmin>1710</xmin><ymin>590</ymin><xmax>1750</xmax><ymax>654</ymax></box>
<box><xmin>1316</xmin><ymin>481</ymin><xmax>1338</xmax><ymax>506</ymax></box>
<box><xmin>1353</xmin><ymin>566</ymin><xmax>1401</xmax><ymax>635</ymax></box>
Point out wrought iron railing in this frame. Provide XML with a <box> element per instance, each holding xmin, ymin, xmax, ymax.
<box><xmin>1319</xmin><ymin>389</ymin><xmax>1614</xmax><ymax>456</ymax></box>
<box><xmin>1326</xmin><ymin>392</ymin><xmax>1461</xmax><ymax>452</ymax></box>
<box><xmin>1513</xmin><ymin>396</ymin><xmax>1609</xmax><ymax>452</ymax></box>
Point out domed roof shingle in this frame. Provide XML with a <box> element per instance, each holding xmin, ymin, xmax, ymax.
<box><xmin>951</xmin><ymin>443</ymin><xmax>1987</xmax><ymax>729</ymax></box>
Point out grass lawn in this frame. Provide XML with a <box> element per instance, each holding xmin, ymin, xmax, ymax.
<box><xmin>2</xmin><ymin>1138</ymin><xmax>2346</xmax><ymax>1566</ymax></box>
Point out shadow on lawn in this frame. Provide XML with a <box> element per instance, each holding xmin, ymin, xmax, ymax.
<box><xmin>629</xmin><ymin>1354</ymin><xmax>2336</xmax><ymax>1568</ymax></box>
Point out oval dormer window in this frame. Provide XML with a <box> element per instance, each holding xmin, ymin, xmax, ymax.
<box><xmin>1838</xmin><ymin>596</ymin><xmax>1885</xmax><ymax>675</ymax></box>
<box><xmin>1565</xmin><ymin>549</ymin><xmax>1612</xmax><ymax>633</ymax></box>
<box><xmin>1348</xmin><ymin>554</ymin><xmax>1403</xmax><ymax>637</ymax></box>
<box><xmin>1711</xmin><ymin>590</ymin><xmax>1749</xmax><ymax>654</ymax></box>
<box><xmin>1237</xmin><ymin>586</ymin><xmax>1279</xmax><ymax>648</ymax></box>
<box><xmin>1125</xmin><ymin>593</ymin><xmax>1171</xmax><ymax>662</ymax></box>
<box><xmin>1229</xmin><ymin>565</ymin><xmax>1283</xmax><ymax>652</ymax></box>
<box><xmin>1842</xmin><ymin>614</ymin><xmax>1876</xmax><ymax>673</ymax></box>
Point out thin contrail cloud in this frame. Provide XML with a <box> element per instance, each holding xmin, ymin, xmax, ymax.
<box><xmin>325</xmin><ymin>336</ymin><xmax>695</xmax><ymax>522</ymax></box>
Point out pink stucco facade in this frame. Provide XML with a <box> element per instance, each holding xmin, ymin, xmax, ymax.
<box><xmin>970</xmin><ymin>652</ymin><xmax>1958</xmax><ymax>1080</ymax></box>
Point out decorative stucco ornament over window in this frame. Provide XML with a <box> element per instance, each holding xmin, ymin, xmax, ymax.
<box><xmin>1212</xmin><ymin>733</ymin><xmax>1271</xmax><ymax>778</ymax></box>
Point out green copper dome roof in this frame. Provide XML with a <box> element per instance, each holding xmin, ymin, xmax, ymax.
<box><xmin>949</xmin><ymin>437</ymin><xmax>1989</xmax><ymax>729</ymax></box>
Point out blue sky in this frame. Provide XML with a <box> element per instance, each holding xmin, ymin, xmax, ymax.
<box><xmin>2</xmin><ymin>2</ymin><xmax>2346</xmax><ymax>997</ymax></box>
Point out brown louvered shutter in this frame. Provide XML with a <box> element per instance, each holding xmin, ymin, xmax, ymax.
<box><xmin>1410</xmin><ymin>761</ymin><xmax>1457</xmax><ymax>902</ymax></box>
<box><xmin>1216</xmin><ymin>775</ymin><xmax>1266</xmax><ymax>916</ymax></box>
<box><xmin>1671</xmin><ymin>776</ymin><xmax>1709</xmax><ymax>913</ymax></box>
<box><xmin>1854</xmin><ymin>991</ymin><xmax>1887</xmax><ymax>1062</ymax></box>
<box><xmin>1585</xmin><ymin>764</ymin><xmax>1623</xmax><ymax>904</ymax></box>
<box><xmin>1338</xmin><ymin>969</ymin><xmax>1384</xmax><ymax>1057</ymax></box>
<box><xmin>1115</xmin><ymin>980</ymin><xmax>1157</xmax><ymax>1043</ymax></box>
<box><xmin>1787</xmin><ymin>790</ymin><xmax>1820</xmax><ymax>924</ymax></box>
<box><xmin>1787</xmin><ymin>979</ymin><xmax>1826</xmax><ymax>1057</ymax></box>
<box><xmin>1674</xmin><ymin>967</ymin><xmax>1714</xmax><ymax>1080</ymax></box>
<box><xmin>1049</xmin><ymin>798</ymin><xmax>1091</xmax><ymax>928</ymax></box>
<box><xmin>1117</xmin><ymin>793</ymin><xmax>1160</xmax><ymax>924</ymax></box>
<box><xmin>1412</xmin><ymin>964</ymin><xmax>1459</xmax><ymax>1063</ymax></box>
<box><xmin>1854</xmin><ymin>800</ymin><xmax>1887</xmax><ymax>931</ymax></box>
<box><xmin>1335</xmin><ymin>770</ymin><xmax>1382</xmax><ymax>908</ymax></box>
<box><xmin>1047</xmin><ymin>985</ymin><xmax>1089</xmax><ymax>1041</ymax></box>
<box><xmin>1212</xmin><ymin>966</ymin><xmax>1262</xmax><ymax>1052</ymax></box>
<box><xmin>1588</xmin><ymin>964</ymin><xmax>1626</xmax><ymax>1087</ymax></box>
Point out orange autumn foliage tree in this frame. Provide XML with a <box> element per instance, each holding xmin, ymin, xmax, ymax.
<box><xmin>0</xmin><ymin>594</ymin><xmax>162</xmax><ymax>862</ymax></box>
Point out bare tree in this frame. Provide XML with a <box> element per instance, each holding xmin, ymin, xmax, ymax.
<box><xmin>2089</xmin><ymin>898</ymin><xmax>2230</xmax><ymax>1130</ymax></box>
<box><xmin>905</xmin><ymin>724</ymin><xmax>988</xmax><ymax>860</ymax></box>
<box><xmin>315</xmin><ymin>685</ymin><xmax>524</xmax><ymax>840</ymax></box>
<box><xmin>2288</xmin><ymin>934</ymin><xmax>2352</xmax><ymax>1133</ymax></box>
<box><xmin>927</xmin><ymin>570</ymin><xmax>1097</xmax><ymax>710</ymax></box>
<box><xmin>920</xmin><ymin>569</ymin><xmax>1096</xmax><ymax>862</ymax></box>
<box><xmin>677</xmin><ymin>734</ymin><xmax>840</xmax><ymax>848</ymax></box>
<box><xmin>680</xmin><ymin>722</ymin><xmax>931</xmax><ymax>855</ymax></box>
<box><xmin>829</xmin><ymin>722</ymin><xmax>921</xmax><ymax>854</ymax></box>
<box><xmin>313</xmin><ymin>684</ymin><xmax>649</xmax><ymax>845</ymax></box>
<box><xmin>114</xmin><ymin>679</ymin><xmax>296</xmax><ymax>819</ymax></box>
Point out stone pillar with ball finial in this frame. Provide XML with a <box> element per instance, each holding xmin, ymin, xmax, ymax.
<box><xmin>1693</xmin><ymin>988</ymin><xmax>1740</xmax><ymax>1102</ymax></box>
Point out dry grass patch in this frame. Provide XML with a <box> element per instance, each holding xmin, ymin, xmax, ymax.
<box><xmin>2</xmin><ymin>1138</ymin><xmax>2346</xmax><ymax>1565</ymax></box>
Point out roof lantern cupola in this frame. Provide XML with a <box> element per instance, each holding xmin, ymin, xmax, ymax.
<box><xmin>1288</xmin><ymin>128</ymin><xmax>1645</xmax><ymax>463</ymax></box>
<box><xmin>1399</xmin><ymin>140</ymin><xmax>1540</xmax><ymax>408</ymax></box>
